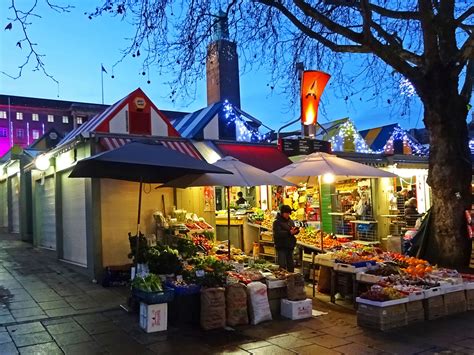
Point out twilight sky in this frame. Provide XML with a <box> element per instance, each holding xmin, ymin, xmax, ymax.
<box><xmin>0</xmin><ymin>1</ymin><xmax>425</xmax><ymax>133</ymax></box>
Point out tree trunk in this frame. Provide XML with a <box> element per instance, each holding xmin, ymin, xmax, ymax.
<box><xmin>419</xmin><ymin>69</ymin><xmax>472</xmax><ymax>269</ymax></box>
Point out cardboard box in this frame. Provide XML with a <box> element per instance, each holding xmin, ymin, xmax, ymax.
<box><xmin>139</xmin><ymin>302</ymin><xmax>168</xmax><ymax>333</ymax></box>
<box><xmin>281</xmin><ymin>298</ymin><xmax>312</xmax><ymax>320</ymax></box>
<box><xmin>357</xmin><ymin>303</ymin><xmax>407</xmax><ymax>330</ymax></box>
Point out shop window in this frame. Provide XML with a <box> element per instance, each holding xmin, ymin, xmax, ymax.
<box><xmin>62</xmin><ymin>116</ymin><xmax>69</xmax><ymax>123</ymax></box>
<box><xmin>0</xmin><ymin>111</ymin><xmax>6</xmax><ymax>119</ymax></box>
<box><xmin>16</xmin><ymin>128</ymin><xmax>25</xmax><ymax>138</ymax></box>
<box><xmin>32</xmin><ymin>130</ymin><xmax>40</xmax><ymax>140</ymax></box>
<box><xmin>0</xmin><ymin>128</ymin><xmax>7</xmax><ymax>137</ymax></box>
<box><xmin>16</xmin><ymin>112</ymin><xmax>23</xmax><ymax>120</ymax></box>
<box><xmin>47</xmin><ymin>115</ymin><xmax>54</xmax><ymax>122</ymax></box>
<box><xmin>32</xmin><ymin>113</ymin><xmax>39</xmax><ymax>121</ymax></box>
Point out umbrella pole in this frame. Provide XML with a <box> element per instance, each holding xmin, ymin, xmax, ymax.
<box><xmin>135</xmin><ymin>179</ymin><xmax>143</xmax><ymax>266</ymax></box>
<box><xmin>318</xmin><ymin>176</ymin><xmax>324</xmax><ymax>253</ymax></box>
<box><xmin>227</xmin><ymin>186</ymin><xmax>231</xmax><ymax>260</ymax></box>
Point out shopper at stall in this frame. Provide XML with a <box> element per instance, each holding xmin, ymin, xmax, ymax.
<box><xmin>236</xmin><ymin>191</ymin><xmax>247</xmax><ymax>205</ymax></box>
<box><xmin>273</xmin><ymin>205</ymin><xmax>299</xmax><ymax>272</ymax></box>
<box><xmin>405</xmin><ymin>197</ymin><xmax>419</xmax><ymax>227</ymax></box>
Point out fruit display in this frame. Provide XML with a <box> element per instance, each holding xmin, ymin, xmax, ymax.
<box><xmin>227</xmin><ymin>271</ymin><xmax>252</xmax><ymax>284</ymax></box>
<box><xmin>146</xmin><ymin>245</ymin><xmax>183</xmax><ymax>275</ymax></box>
<box><xmin>365</xmin><ymin>263</ymin><xmax>401</xmax><ymax>276</ymax></box>
<box><xmin>132</xmin><ymin>274</ymin><xmax>163</xmax><ymax>292</ymax></box>
<box><xmin>360</xmin><ymin>285</ymin><xmax>405</xmax><ymax>302</ymax></box>
<box><xmin>271</xmin><ymin>269</ymin><xmax>291</xmax><ymax>280</ymax></box>
<box><xmin>191</xmin><ymin>235</ymin><xmax>214</xmax><ymax>253</ymax></box>
<box><xmin>296</xmin><ymin>227</ymin><xmax>346</xmax><ymax>250</ymax></box>
<box><xmin>377</xmin><ymin>274</ymin><xmax>440</xmax><ymax>290</ymax></box>
<box><xmin>239</xmin><ymin>268</ymin><xmax>264</xmax><ymax>281</ymax></box>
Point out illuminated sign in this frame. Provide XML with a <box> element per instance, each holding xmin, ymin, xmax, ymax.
<box><xmin>134</xmin><ymin>97</ymin><xmax>147</xmax><ymax>110</ymax></box>
<box><xmin>301</xmin><ymin>71</ymin><xmax>330</xmax><ymax>126</ymax></box>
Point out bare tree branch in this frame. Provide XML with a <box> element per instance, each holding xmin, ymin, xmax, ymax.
<box><xmin>369</xmin><ymin>3</ymin><xmax>420</xmax><ymax>20</ymax></box>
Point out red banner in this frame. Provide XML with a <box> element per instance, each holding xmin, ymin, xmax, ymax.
<box><xmin>301</xmin><ymin>71</ymin><xmax>331</xmax><ymax>126</ymax></box>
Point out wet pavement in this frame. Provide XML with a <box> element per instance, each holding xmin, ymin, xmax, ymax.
<box><xmin>1</xmin><ymin>234</ymin><xmax>474</xmax><ymax>355</ymax></box>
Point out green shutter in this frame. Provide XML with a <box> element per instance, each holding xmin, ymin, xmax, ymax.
<box><xmin>320</xmin><ymin>183</ymin><xmax>334</xmax><ymax>233</ymax></box>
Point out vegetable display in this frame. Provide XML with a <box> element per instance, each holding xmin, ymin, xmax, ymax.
<box><xmin>132</xmin><ymin>274</ymin><xmax>163</xmax><ymax>292</ymax></box>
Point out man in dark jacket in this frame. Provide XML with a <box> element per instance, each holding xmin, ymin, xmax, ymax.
<box><xmin>273</xmin><ymin>205</ymin><xmax>299</xmax><ymax>272</ymax></box>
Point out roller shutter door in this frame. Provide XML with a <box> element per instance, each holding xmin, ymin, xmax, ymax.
<box><xmin>37</xmin><ymin>176</ymin><xmax>56</xmax><ymax>250</ymax></box>
<box><xmin>61</xmin><ymin>173</ymin><xmax>87</xmax><ymax>266</ymax></box>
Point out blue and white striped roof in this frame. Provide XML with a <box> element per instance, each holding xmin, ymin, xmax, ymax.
<box><xmin>172</xmin><ymin>101</ymin><xmax>264</xmax><ymax>139</ymax></box>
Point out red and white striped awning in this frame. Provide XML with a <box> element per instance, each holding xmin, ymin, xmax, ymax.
<box><xmin>100</xmin><ymin>137</ymin><xmax>202</xmax><ymax>160</ymax></box>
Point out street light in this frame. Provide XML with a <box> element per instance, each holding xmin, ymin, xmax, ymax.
<box><xmin>35</xmin><ymin>154</ymin><xmax>51</xmax><ymax>171</ymax></box>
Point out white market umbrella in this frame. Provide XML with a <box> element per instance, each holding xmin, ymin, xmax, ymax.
<box><xmin>162</xmin><ymin>156</ymin><xmax>295</xmax><ymax>257</ymax></box>
<box><xmin>273</xmin><ymin>152</ymin><xmax>397</xmax><ymax>184</ymax></box>
<box><xmin>273</xmin><ymin>152</ymin><xmax>397</xmax><ymax>251</ymax></box>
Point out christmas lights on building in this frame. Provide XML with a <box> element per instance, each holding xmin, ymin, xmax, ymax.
<box><xmin>222</xmin><ymin>100</ymin><xmax>270</xmax><ymax>142</ymax></box>
<box><xmin>329</xmin><ymin>120</ymin><xmax>374</xmax><ymax>153</ymax></box>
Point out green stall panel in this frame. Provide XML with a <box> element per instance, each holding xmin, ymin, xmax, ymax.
<box><xmin>320</xmin><ymin>183</ymin><xmax>334</xmax><ymax>233</ymax></box>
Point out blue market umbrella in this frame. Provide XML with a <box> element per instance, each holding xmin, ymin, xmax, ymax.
<box><xmin>69</xmin><ymin>141</ymin><xmax>231</xmax><ymax>262</ymax></box>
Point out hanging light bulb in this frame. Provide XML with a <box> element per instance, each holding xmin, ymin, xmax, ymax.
<box><xmin>322</xmin><ymin>173</ymin><xmax>336</xmax><ymax>184</ymax></box>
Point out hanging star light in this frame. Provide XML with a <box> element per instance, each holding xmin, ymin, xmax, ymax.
<box><xmin>222</xmin><ymin>100</ymin><xmax>268</xmax><ymax>142</ymax></box>
<box><xmin>330</xmin><ymin>120</ymin><xmax>374</xmax><ymax>153</ymax></box>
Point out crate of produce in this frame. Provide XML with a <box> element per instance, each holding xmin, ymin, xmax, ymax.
<box><xmin>260</xmin><ymin>232</ymin><xmax>273</xmax><ymax>241</ymax></box>
<box><xmin>266</xmin><ymin>279</ymin><xmax>287</xmax><ymax>289</ymax></box>
<box><xmin>356</xmin><ymin>297</ymin><xmax>408</xmax><ymax>307</ymax></box>
<box><xmin>405</xmin><ymin>301</ymin><xmax>424</xmax><ymax>324</ymax></box>
<box><xmin>423</xmin><ymin>295</ymin><xmax>446</xmax><ymax>320</ymax></box>
<box><xmin>132</xmin><ymin>287</ymin><xmax>175</xmax><ymax>304</ymax></box>
<box><xmin>408</xmin><ymin>290</ymin><xmax>425</xmax><ymax>301</ymax></box>
<box><xmin>334</xmin><ymin>260</ymin><xmax>376</xmax><ymax>273</ymax></box>
<box><xmin>423</xmin><ymin>286</ymin><xmax>444</xmax><ymax>298</ymax></box>
<box><xmin>356</xmin><ymin>272</ymin><xmax>382</xmax><ymax>284</ymax></box>
<box><xmin>262</xmin><ymin>246</ymin><xmax>276</xmax><ymax>255</ymax></box>
<box><xmin>441</xmin><ymin>283</ymin><xmax>465</xmax><ymax>293</ymax></box>
<box><xmin>466</xmin><ymin>289</ymin><xmax>474</xmax><ymax>310</ymax></box>
<box><xmin>314</xmin><ymin>254</ymin><xmax>335</xmax><ymax>267</ymax></box>
<box><xmin>165</xmin><ymin>281</ymin><xmax>201</xmax><ymax>296</ymax></box>
<box><xmin>356</xmin><ymin>303</ymin><xmax>407</xmax><ymax>331</ymax></box>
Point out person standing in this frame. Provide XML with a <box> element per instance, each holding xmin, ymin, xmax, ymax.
<box><xmin>273</xmin><ymin>205</ymin><xmax>299</xmax><ymax>272</ymax></box>
<box><xmin>236</xmin><ymin>191</ymin><xmax>247</xmax><ymax>205</ymax></box>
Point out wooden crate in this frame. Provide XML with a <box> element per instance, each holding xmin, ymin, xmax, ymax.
<box><xmin>466</xmin><ymin>290</ymin><xmax>474</xmax><ymax>311</ymax></box>
<box><xmin>423</xmin><ymin>296</ymin><xmax>446</xmax><ymax>320</ymax></box>
<box><xmin>405</xmin><ymin>301</ymin><xmax>424</xmax><ymax>324</ymax></box>
<box><xmin>444</xmin><ymin>290</ymin><xmax>467</xmax><ymax>315</ymax></box>
<box><xmin>357</xmin><ymin>303</ymin><xmax>407</xmax><ymax>331</ymax></box>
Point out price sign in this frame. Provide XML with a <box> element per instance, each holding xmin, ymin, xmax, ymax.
<box><xmin>280</xmin><ymin>138</ymin><xmax>331</xmax><ymax>157</ymax></box>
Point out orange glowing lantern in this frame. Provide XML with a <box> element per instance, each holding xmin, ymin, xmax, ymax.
<box><xmin>301</xmin><ymin>71</ymin><xmax>331</xmax><ymax>126</ymax></box>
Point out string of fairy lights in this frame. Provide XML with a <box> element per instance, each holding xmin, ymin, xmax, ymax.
<box><xmin>329</xmin><ymin>120</ymin><xmax>428</xmax><ymax>156</ymax></box>
<box><xmin>222</xmin><ymin>100</ymin><xmax>271</xmax><ymax>142</ymax></box>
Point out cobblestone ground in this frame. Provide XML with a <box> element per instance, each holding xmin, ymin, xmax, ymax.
<box><xmin>1</xmin><ymin>234</ymin><xmax>474</xmax><ymax>355</ymax></box>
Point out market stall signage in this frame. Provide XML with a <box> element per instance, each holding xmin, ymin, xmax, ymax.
<box><xmin>301</xmin><ymin>70</ymin><xmax>331</xmax><ymax>126</ymax></box>
<box><xmin>280</xmin><ymin>138</ymin><xmax>331</xmax><ymax>156</ymax></box>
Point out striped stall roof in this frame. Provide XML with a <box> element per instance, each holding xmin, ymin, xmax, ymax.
<box><xmin>359</xmin><ymin>124</ymin><xmax>398</xmax><ymax>151</ymax></box>
<box><xmin>100</xmin><ymin>137</ymin><xmax>202</xmax><ymax>160</ymax></box>
<box><xmin>172</xmin><ymin>101</ymin><xmax>264</xmax><ymax>139</ymax></box>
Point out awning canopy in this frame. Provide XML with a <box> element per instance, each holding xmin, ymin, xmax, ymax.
<box><xmin>215</xmin><ymin>142</ymin><xmax>291</xmax><ymax>172</ymax></box>
<box><xmin>100</xmin><ymin>136</ymin><xmax>202</xmax><ymax>160</ymax></box>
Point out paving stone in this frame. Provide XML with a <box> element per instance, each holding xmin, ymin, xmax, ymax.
<box><xmin>10</xmin><ymin>307</ymin><xmax>45</xmax><ymax>319</ymax></box>
<box><xmin>45</xmin><ymin>307</ymin><xmax>78</xmax><ymax>318</ymax></box>
<box><xmin>61</xmin><ymin>341</ymin><xmax>107</xmax><ymax>355</ymax></box>
<box><xmin>293</xmin><ymin>344</ymin><xmax>342</xmax><ymax>355</ymax></box>
<box><xmin>147</xmin><ymin>339</ymin><xmax>213</xmax><ymax>354</ymax></box>
<box><xmin>38</xmin><ymin>300</ymin><xmax>69</xmax><ymax>310</ymax></box>
<box><xmin>306</xmin><ymin>334</ymin><xmax>352</xmax><ymax>348</ymax></box>
<box><xmin>81</xmin><ymin>321</ymin><xmax>118</xmax><ymax>335</ymax></box>
<box><xmin>11</xmin><ymin>331</ymin><xmax>52</xmax><ymax>347</ymax></box>
<box><xmin>93</xmin><ymin>330</ymin><xmax>130</xmax><ymax>346</ymax></box>
<box><xmin>321</xmin><ymin>325</ymin><xmax>363</xmax><ymax>338</ymax></box>
<box><xmin>41</xmin><ymin>318</ymin><xmax>75</xmax><ymax>326</ymax></box>
<box><xmin>31</xmin><ymin>294</ymin><xmax>62</xmax><ymax>303</ymax></box>
<box><xmin>240</xmin><ymin>341</ymin><xmax>273</xmax><ymax>350</ymax></box>
<box><xmin>74</xmin><ymin>314</ymin><xmax>108</xmax><ymax>325</ymax></box>
<box><xmin>13</xmin><ymin>315</ymin><xmax>50</xmax><ymax>323</ymax></box>
<box><xmin>52</xmin><ymin>329</ymin><xmax>93</xmax><ymax>346</ymax></box>
<box><xmin>7</xmin><ymin>301</ymin><xmax>38</xmax><ymax>310</ymax></box>
<box><xmin>0</xmin><ymin>331</ymin><xmax>12</xmax><ymax>344</ymax></box>
<box><xmin>333</xmin><ymin>343</ymin><xmax>383</xmax><ymax>355</ymax></box>
<box><xmin>46</xmin><ymin>322</ymin><xmax>83</xmax><ymax>335</ymax></box>
<box><xmin>285</xmin><ymin>328</ymin><xmax>324</xmax><ymax>339</ymax></box>
<box><xmin>7</xmin><ymin>322</ymin><xmax>45</xmax><ymax>335</ymax></box>
<box><xmin>267</xmin><ymin>335</ymin><xmax>313</xmax><ymax>349</ymax></box>
<box><xmin>0</xmin><ymin>341</ymin><xmax>19</xmax><ymax>354</ymax></box>
<box><xmin>18</xmin><ymin>341</ymin><xmax>63</xmax><ymax>355</ymax></box>
<box><xmin>247</xmin><ymin>344</ymin><xmax>296</xmax><ymax>355</ymax></box>
<box><xmin>216</xmin><ymin>346</ymin><xmax>251</xmax><ymax>354</ymax></box>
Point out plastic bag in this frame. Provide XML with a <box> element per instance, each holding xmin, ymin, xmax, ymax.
<box><xmin>247</xmin><ymin>282</ymin><xmax>272</xmax><ymax>325</ymax></box>
<box><xmin>226</xmin><ymin>283</ymin><xmax>249</xmax><ymax>326</ymax></box>
<box><xmin>200</xmin><ymin>287</ymin><xmax>226</xmax><ymax>330</ymax></box>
